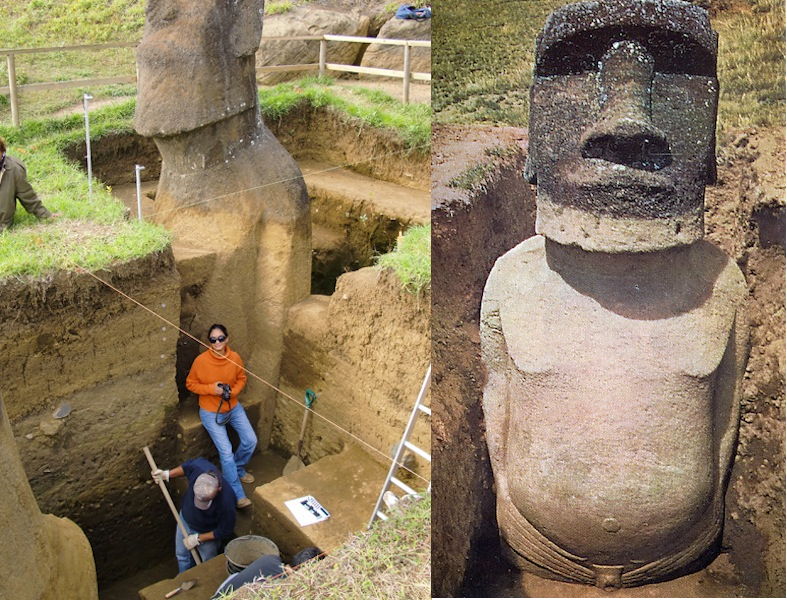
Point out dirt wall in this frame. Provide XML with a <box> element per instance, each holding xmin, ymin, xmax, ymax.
<box><xmin>0</xmin><ymin>251</ymin><xmax>182</xmax><ymax>585</ymax></box>
<box><xmin>274</xmin><ymin>267</ymin><xmax>431</xmax><ymax>482</ymax></box>
<box><xmin>267</xmin><ymin>103</ymin><xmax>429</xmax><ymax>191</ymax></box>
<box><xmin>431</xmin><ymin>125</ymin><xmax>785</xmax><ymax>597</ymax></box>
<box><xmin>431</xmin><ymin>125</ymin><xmax>536</xmax><ymax>597</ymax></box>
<box><xmin>66</xmin><ymin>105</ymin><xmax>429</xmax><ymax>196</ymax></box>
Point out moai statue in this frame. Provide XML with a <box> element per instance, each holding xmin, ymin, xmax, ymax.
<box><xmin>135</xmin><ymin>0</ymin><xmax>311</xmax><ymax>438</ymax></box>
<box><xmin>480</xmin><ymin>0</ymin><xmax>748</xmax><ymax>589</ymax></box>
<box><xmin>0</xmin><ymin>393</ymin><xmax>98</xmax><ymax>599</ymax></box>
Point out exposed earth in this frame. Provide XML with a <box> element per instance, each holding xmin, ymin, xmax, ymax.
<box><xmin>4</xmin><ymin>86</ymin><xmax>430</xmax><ymax>600</ymax></box>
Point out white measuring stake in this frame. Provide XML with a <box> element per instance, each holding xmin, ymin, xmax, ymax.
<box><xmin>135</xmin><ymin>165</ymin><xmax>145</xmax><ymax>221</ymax></box>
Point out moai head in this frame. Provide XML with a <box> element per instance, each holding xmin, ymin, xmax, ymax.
<box><xmin>135</xmin><ymin>0</ymin><xmax>264</xmax><ymax>137</ymax></box>
<box><xmin>525</xmin><ymin>0</ymin><xmax>718</xmax><ymax>252</ymax></box>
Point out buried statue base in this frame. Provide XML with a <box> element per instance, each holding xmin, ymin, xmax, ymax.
<box><xmin>480</xmin><ymin>0</ymin><xmax>749</xmax><ymax>589</ymax></box>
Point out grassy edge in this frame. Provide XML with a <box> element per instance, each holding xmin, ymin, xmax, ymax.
<box><xmin>375</xmin><ymin>223</ymin><xmax>431</xmax><ymax>294</ymax></box>
<box><xmin>223</xmin><ymin>493</ymin><xmax>431</xmax><ymax>600</ymax></box>
<box><xmin>0</xmin><ymin>80</ymin><xmax>430</xmax><ymax>280</ymax></box>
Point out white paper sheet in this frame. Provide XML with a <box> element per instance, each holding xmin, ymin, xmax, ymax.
<box><xmin>284</xmin><ymin>495</ymin><xmax>331</xmax><ymax>526</ymax></box>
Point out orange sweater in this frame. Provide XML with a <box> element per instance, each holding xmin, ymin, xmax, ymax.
<box><xmin>186</xmin><ymin>346</ymin><xmax>248</xmax><ymax>413</ymax></box>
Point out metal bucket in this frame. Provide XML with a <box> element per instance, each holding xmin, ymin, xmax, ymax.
<box><xmin>225</xmin><ymin>535</ymin><xmax>280</xmax><ymax>574</ymax></box>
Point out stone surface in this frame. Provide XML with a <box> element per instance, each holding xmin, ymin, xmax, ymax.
<box><xmin>0</xmin><ymin>392</ymin><xmax>98</xmax><ymax>600</ymax></box>
<box><xmin>526</xmin><ymin>0</ymin><xmax>718</xmax><ymax>252</ymax></box>
<box><xmin>251</xmin><ymin>443</ymin><xmax>387</xmax><ymax>558</ymax></box>
<box><xmin>256</xmin><ymin>8</ymin><xmax>370</xmax><ymax>84</ymax></box>
<box><xmin>430</xmin><ymin>123</ymin><xmax>784</xmax><ymax>599</ymax></box>
<box><xmin>479</xmin><ymin>0</ymin><xmax>749</xmax><ymax>590</ymax></box>
<box><xmin>134</xmin><ymin>0</ymin><xmax>312</xmax><ymax>448</ymax></box>
<box><xmin>481</xmin><ymin>236</ymin><xmax>748</xmax><ymax>586</ymax></box>
<box><xmin>135</xmin><ymin>0</ymin><xmax>263</xmax><ymax>136</ymax></box>
<box><xmin>361</xmin><ymin>16</ymin><xmax>431</xmax><ymax>76</ymax></box>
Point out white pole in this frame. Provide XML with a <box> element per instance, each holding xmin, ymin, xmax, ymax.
<box><xmin>83</xmin><ymin>94</ymin><xmax>94</xmax><ymax>202</ymax></box>
<box><xmin>135</xmin><ymin>165</ymin><xmax>145</xmax><ymax>221</ymax></box>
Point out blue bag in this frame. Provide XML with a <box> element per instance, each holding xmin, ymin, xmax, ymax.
<box><xmin>395</xmin><ymin>4</ymin><xmax>432</xmax><ymax>20</ymax></box>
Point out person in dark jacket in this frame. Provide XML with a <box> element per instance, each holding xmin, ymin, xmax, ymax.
<box><xmin>152</xmin><ymin>457</ymin><xmax>237</xmax><ymax>572</ymax></box>
<box><xmin>211</xmin><ymin>546</ymin><xmax>324</xmax><ymax>599</ymax></box>
<box><xmin>0</xmin><ymin>137</ymin><xmax>58</xmax><ymax>232</ymax></box>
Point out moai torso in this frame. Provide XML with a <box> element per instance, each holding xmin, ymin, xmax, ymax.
<box><xmin>480</xmin><ymin>0</ymin><xmax>748</xmax><ymax>589</ymax></box>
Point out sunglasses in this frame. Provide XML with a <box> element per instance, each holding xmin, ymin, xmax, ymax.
<box><xmin>209</xmin><ymin>335</ymin><xmax>227</xmax><ymax>343</ymax></box>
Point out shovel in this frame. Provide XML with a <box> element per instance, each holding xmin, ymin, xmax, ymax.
<box><xmin>283</xmin><ymin>389</ymin><xmax>316</xmax><ymax>475</ymax></box>
<box><xmin>164</xmin><ymin>579</ymin><xmax>197</xmax><ymax>598</ymax></box>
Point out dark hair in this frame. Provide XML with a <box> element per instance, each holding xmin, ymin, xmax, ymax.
<box><xmin>0</xmin><ymin>137</ymin><xmax>5</xmax><ymax>155</ymax></box>
<box><xmin>208</xmin><ymin>323</ymin><xmax>228</xmax><ymax>338</ymax></box>
<box><xmin>290</xmin><ymin>546</ymin><xmax>324</xmax><ymax>568</ymax></box>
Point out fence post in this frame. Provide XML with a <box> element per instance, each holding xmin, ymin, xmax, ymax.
<box><xmin>319</xmin><ymin>39</ymin><xmax>327</xmax><ymax>77</ymax></box>
<box><xmin>402</xmin><ymin>43</ymin><xmax>412</xmax><ymax>104</ymax></box>
<box><xmin>7</xmin><ymin>54</ymin><xmax>19</xmax><ymax>127</ymax></box>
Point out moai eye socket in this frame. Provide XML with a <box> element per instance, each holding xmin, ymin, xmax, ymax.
<box><xmin>536</xmin><ymin>30</ymin><xmax>716</xmax><ymax>78</ymax></box>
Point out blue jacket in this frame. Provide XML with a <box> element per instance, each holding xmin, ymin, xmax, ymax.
<box><xmin>181</xmin><ymin>458</ymin><xmax>237</xmax><ymax>542</ymax></box>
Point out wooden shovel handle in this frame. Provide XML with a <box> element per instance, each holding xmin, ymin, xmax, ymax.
<box><xmin>143</xmin><ymin>446</ymin><xmax>202</xmax><ymax>565</ymax></box>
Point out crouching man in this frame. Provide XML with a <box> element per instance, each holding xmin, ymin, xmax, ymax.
<box><xmin>152</xmin><ymin>457</ymin><xmax>237</xmax><ymax>572</ymax></box>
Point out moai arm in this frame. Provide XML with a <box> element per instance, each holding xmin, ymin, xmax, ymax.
<box><xmin>480</xmin><ymin>285</ymin><xmax>511</xmax><ymax>501</ymax></box>
<box><xmin>713</xmin><ymin>287</ymin><xmax>750</xmax><ymax>494</ymax></box>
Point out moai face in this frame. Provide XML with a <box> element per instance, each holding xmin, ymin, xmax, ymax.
<box><xmin>527</xmin><ymin>0</ymin><xmax>719</xmax><ymax>252</ymax></box>
<box><xmin>135</xmin><ymin>0</ymin><xmax>264</xmax><ymax>137</ymax></box>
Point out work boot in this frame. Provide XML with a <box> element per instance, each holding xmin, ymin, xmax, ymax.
<box><xmin>236</xmin><ymin>497</ymin><xmax>252</xmax><ymax>509</ymax></box>
<box><xmin>239</xmin><ymin>472</ymin><xmax>255</xmax><ymax>484</ymax></box>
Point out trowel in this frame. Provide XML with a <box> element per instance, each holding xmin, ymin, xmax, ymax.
<box><xmin>164</xmin><ymin>579</ymin><xmax>197</xmax><ymax>598</ymax></box>
<box><xmin>283</xmin><ymin>390</ymin><xmax>316</xmax><ymax>475</ymax></box>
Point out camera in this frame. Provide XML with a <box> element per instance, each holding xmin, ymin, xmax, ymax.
<box><xmin>218</xmin><ymin>383</ymin><xmax>231</xmax><ymax>401</ymax></box>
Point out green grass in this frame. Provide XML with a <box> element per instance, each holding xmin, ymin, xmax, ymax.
<box><xmin>0</xmin><ymin>80</ymin><xmax>429</xmax><ymax>280</ymax></box>
<box><xmin>375</xmin><ymin>224</ymin><xmax>431</xmax><ymax>294</ymax></box>
<box><xmin>0</xmin><ymin>0</ymin><xmax>142</xmax><ymax>122</ymax></box>
<box><xmin>260</xmin><ymin>77</ymin><xmax>431</xmax><ymax>152</ymax></box>
<box><xmin>715</xmin><ymin>0</ymin><xmax>786</xmax><ymax>132</ymax></box>
<box><xmin>222</xmin><ymin>494</ymin><xmax>431</xmax><ymax>600</ymax></box>
<box><xmin>265</xmin><ymin>0</ymin><xmax>296</xmax><ymax>15</ymax></box>
<box><xmin>433</xmin><ymin>0</ymin><xmax>785</xmax><ymax>132</ymax></box>
<box><xmin>0</xmin><ymin>99</ymin><xmax>171</xmax><ymax>279</ymax></box>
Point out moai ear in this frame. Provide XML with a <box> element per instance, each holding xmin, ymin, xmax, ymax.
<box><xmin>707</xmin><ymin>135</ymin><xmax>718</xmax><ymax>185</ymax></box>
<box><xmin>230</xmin><ymin>0</ymin><xmax>264</xmax><ymax>57</ymax></box>
<box><xmin>524</xmin><ymin>153</ymin><xmax>537</xmax><ymax>185</ymax></box>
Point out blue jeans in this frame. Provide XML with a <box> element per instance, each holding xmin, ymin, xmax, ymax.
<box><xmin>176</xmin><ymin>511</ymin><xmax>221</xmax><ymax>572</ymax></box>
<box><xmin>200</xmin><ymin>404</ymin><xmax>257</xmax><ymax>502</ymax></box>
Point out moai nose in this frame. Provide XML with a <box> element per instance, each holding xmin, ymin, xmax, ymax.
<box><xmin>581</xmin><ymin>41</ymin><xmax>671</xmax><ymax>170</ymax></box>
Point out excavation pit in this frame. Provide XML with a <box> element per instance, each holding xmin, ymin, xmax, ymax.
<box><xmin>10</xmin><ymin>101</ymin><xmax>432</xmax><ymax>599</ymax></box>
<box><xmin>64</xmin><ymin>104</ymin><xmax>430</xmax><ymax>295</ymax></box>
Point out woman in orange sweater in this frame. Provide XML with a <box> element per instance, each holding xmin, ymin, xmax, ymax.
<box><xmin>186</xmin><ymin>324</ymin><xmax>257</xmax><ymax>509</ymax></box>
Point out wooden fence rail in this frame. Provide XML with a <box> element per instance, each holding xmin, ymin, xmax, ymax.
<box><xmin>0</xmin><ymin>35</ymin><xmax>431</xmax><ymax>126</ymax></box>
